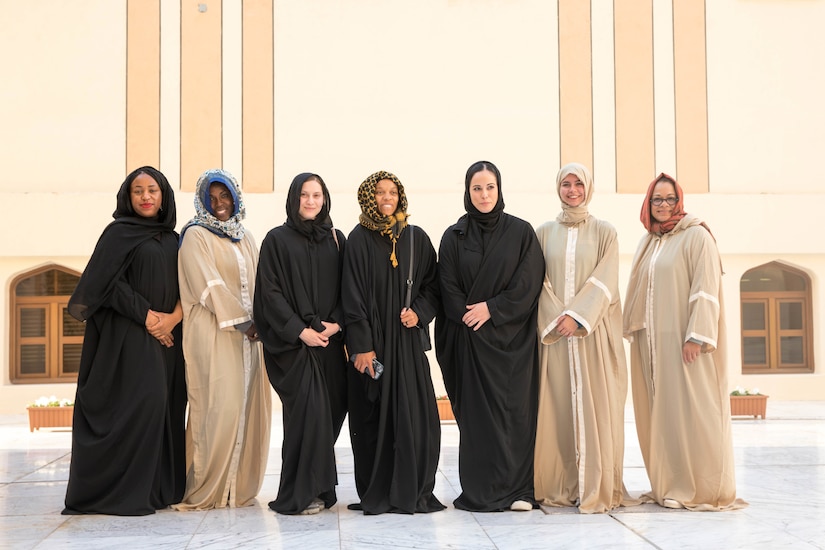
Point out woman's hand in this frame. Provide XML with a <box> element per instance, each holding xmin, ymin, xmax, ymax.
<box><xmin>353</xmin><ymin>351</ymin><xmax>377</xmax><ymax>377</ymax></box>
<box><xmin>320</xmin><ymin>321</ymin><xmax>341</xmax><ymax>338</ymax></box>
<box><xmin>146</xmin><ymin>310</ymin><xmax>181</xmax><ymax>337</ymax></box>
<box><xmin>299</xmin><ymin>327</ymin><xmax>329</xmax><ymax>347</ymax></box>
<box><xmin>682</xmin><ymin>341</ymin><xmax>701</xmax><ymax>364</ymax></box>
<box><xmin>400</xmin><ymin>308</ymin><xmax>419</xmax><ymax>329</ymax></box>
<box><xmin>463</xmin><ymin>302</ymin><xmax>491</xmax><ymax>331</ymax></box>
<box><xmin>556</xmin><ymin>314</ymin><xmax>579</xmax><ymax>338</ymax></box>
<box><xmin>146</xmin><ymin>310</ymin><xmax>175</xmax><ymax>347</ymax></box>
<box><xmin>245</xmin><ymin>322</ymin><xmax>259</xmax><ymax>342</ymax></box>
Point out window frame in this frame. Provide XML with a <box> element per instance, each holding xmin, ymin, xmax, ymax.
<box><xmin>740</xmin><ymin>263</ymin><xmax>814</xmax><ymax>375</ymax></box>
<box><xmin>9</xmin><ymin>265</ymin><xmax>82</xmax><ymax>384</ymax></box>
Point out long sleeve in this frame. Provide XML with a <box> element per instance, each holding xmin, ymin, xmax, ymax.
<box><xmin>563</xmin><ymin>223</ymin><xmax>620</xmax><ymax>334</ymax></box>
<box><xmin>108</xmin><ymin>277</ymin><xmax>151</xmax><ymax>325</ymax></box>
<box><xmin>409</xmin><ymin>228</ymin><xmax>440</xmax><ymax>326</ymax></box>
<box><xmin>437</xmin><ymin>229</ymin><xmax>470</xmax><ymax>324</ymax></box>
<box><xmin>684</xmin><ymin>227</ymin><xmax>722</xmax><ymax>351</ymax></box>
<box><xmin>342</xmin><ymin>228</ymin><xmax>375</xmax><ymax>356</ymax></box>
<box><xmin>179</xmin><ymin>227</ymin><xmax>251</xmax><ymax>331</ymax></box>
<box><xmin>486</xmin><ymin>224</ymin><xmax>544</xmax><ymax>328</ymax></box>
<box><xmin>254</xmin><ymin>232</ymin><xmax>307</xmax><ymax>344</ymax></box>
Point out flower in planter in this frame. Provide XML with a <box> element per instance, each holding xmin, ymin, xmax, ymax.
<box><xmin>30</xmin><ymin>395</ymin><xmax>74</xmax><ymax>407</ymax></box>
<box><xmin>436</xmin><ymin>395</ymin><xmax>450</xmax><ymax>401</ymax></box>
<box><xmin>730</xmin><ymin>386</ymin><xmax>761</xmax><ymax>396</ymax></box>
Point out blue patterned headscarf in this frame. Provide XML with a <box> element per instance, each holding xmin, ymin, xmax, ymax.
<box><xmin>180</xmin><ymin>168</ymin><xmax>246</xmax><ymax>243</ymax></box>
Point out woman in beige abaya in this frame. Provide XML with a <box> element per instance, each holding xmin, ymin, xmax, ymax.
<box><xmin>623</xmin><ymin>173</ymin><xmax>746</xmax><ymax>511</ymax></box>
<box><xmin>534</xmin><ymin>163</ymin><xmax>630</xmax><ymax>513</ymax></box>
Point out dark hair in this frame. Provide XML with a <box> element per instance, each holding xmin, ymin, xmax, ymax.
<box><xmin>464</xmin><ymin>160</ymin><xmax>501</xmax><ymax>189</ymax></box>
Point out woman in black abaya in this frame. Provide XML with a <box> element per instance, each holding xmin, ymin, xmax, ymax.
<box><xmin>435</xmin><ymin>160</ymin><xmax>544</xmax><ymax>512</ymax></box>
<box><xmin>342</xmin><ymin>170</ymin><xmax>444</xmax><ymax>515</ymax></box>
<box><xmin>64</xmin><ymin>166</ymin><xmax>186</xmax><ymax>515</ymax></box>
<box><xmin>253</xmin><ymin>172</ymin><xmax>348</xmax><ymax>515</ymax></box>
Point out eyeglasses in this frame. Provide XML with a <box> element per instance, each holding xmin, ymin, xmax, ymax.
<box><xmin>650</xmin><ymin>197</ymin><xmax>679</xmax><ymax>207</ymax></box>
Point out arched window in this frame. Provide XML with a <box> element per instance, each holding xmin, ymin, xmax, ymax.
<box><xmin>740</xmin><ymin>261</ymin><xmax>814</xmax><ymax>374</ymax></box>
<box><xmin>9</xmin><ymin>265</ymin><xmax>83</xmax><ymax>383</ymax></box>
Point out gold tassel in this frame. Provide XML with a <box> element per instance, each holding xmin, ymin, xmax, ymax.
<box><xmin>389</xmin><ymin>239</ymin><xmax>398</xmax><ymax>268</ymax></box>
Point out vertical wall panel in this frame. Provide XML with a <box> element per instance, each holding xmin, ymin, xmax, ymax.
<box><xmin>614</xmin><ymin>0</ymin><xmax>655</xmax><ymax>192</ymax></box>
<box><xmin>673</xmin><ymin>0</ymin><xmax>709</xmax><ymax>193</ymax></box>
<box><xmin>242</xmin><ymin>0</ymin><xmax>274</xmax><ymax>192</ymax></box>
<box><xmin>558</xmin><ymin>0</ymin><xmax>593</xmax><ymax>170</ymax></box>
<box><xmin>126</xmin><ymin>0</ymin><xmax>161</xmax><ymax>171</ymax></box>
<box><xmin>181</xmin><ymin>0</ymin><xmax>223</xmax><ymax>191</ymax></box>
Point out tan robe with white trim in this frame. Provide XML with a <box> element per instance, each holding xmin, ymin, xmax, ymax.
<box><xmin>174</xmin><ymin>226</ymin><xmax>272</xmax><ymax>510</ymax></box>
<box><xmin>623</xmin><ymin>215</ymin><xmax>746</xmax><ymax>511</ymax></box>
<box><xmin>534</xmin><ymin>217</ymin><xmax>630</xmax><ymax>513</ymax></box>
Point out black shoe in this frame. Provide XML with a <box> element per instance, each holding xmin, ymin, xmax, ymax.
<box><xmin>347</xmin><ymin>502</ymin><xmax>363</xmax><ymax>511</ymax></box>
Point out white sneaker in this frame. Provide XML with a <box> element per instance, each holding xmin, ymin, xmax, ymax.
<box><xmin>299</xmin><ymin>499</ymin><xmax>325</xmax><ymax>515</ymax></box>
<box><xmin>510</xmin><ymin>500</ymin><xmax>532</xmax><ymax>512</ymax></box>
<box><xmin>663</xmin><ymin>498</ymin><xmax>684</xmax><ymax>509</ymax></box>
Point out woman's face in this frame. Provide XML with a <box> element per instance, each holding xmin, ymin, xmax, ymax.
<box><xmin>299</xmin><ymin>179</ymin><xmax>324</xmax><ymax>220</ymax></box>
<box><xmin>130</xmin><ymin>173</ymin><xmax>162</xmax><ymax>218</ymax></box>
<box><xmin>209</xmin><ymin>182</ymin><xmax>234</xmax><ymax>221</ymax></box>
<box><xmin>559</xmin><ymin>173</ymin><xmax>586</xmax><ymax>207</ymax></box>
<box><xmin>469</xmin><ymin>170</ymin><xmax>498</xmax><ymax>214</ymax></box>
<box><xmin>650</xmin><ymin>180</ymin><xmax>678</xmax><ymax>223</ymax></box>
<box><xmin>375</xmin><ymin>178</ymin><xmax>399</xmax><ymax>217</ymax></box>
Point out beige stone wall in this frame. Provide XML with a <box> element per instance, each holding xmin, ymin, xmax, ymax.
<box><xmin>2</xmin><ymin>0</ymin><xmax>824</xmax><ymax>412</ymax></box>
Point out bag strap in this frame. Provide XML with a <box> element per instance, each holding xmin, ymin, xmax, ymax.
<box><xmin>331</xmin><ymin>228</ymin><xmax>340</xmax><ymax>251</ymax></box>
<box><xmin>405</xmin><ymin>226</ymin><xmax>414</xmax><ymax>309</ymax></box>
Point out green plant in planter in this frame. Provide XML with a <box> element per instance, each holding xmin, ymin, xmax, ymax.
<box><xmin>730</xmin><ymin>386</ymin><xmax>761</xmax><ymax>396</ymax></box>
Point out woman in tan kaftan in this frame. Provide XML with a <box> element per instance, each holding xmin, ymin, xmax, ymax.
<box><xmin>534</xmin><ymin>163</ymin><xmax>630</xmax><ymax>513</ymax></box>
<box><xmin>623</xmin><ymin>173</ymin><xmax>746</xmax><ymax>511</ymax></box>
<box><xmin>174</xmin><ymin>169</ymin><xmax>272</xmax><ymax>510</ymax></box>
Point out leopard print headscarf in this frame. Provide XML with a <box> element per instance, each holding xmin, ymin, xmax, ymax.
<box><xmin>357</xmin><ymin>170</ymin><xmax>409</xmax><ymax>268</ymax></box>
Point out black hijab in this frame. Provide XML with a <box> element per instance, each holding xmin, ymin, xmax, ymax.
<box><xmin>464</xmin><ymin>160</ymin><xmax>505</xmax><ymax>232</ymax></box>
<box><xmin>285</xmin><ymin>172</ymin><xmax>333</xmax><ymax>242</ymax></box>
<box><xmin>68</xmin><ymin>166</ymin><xmax>177</xmax><ymax>321</ymax></box>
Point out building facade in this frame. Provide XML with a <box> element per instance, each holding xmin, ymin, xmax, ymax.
<box><xmin>2</xmin><ymin>0</ymin><xmax>824</xmax><ymax>412</ymax></box>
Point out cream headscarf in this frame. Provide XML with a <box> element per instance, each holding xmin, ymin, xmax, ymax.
<box><xmin>555</xmin><ymin>162</ymin><xmax>593</xmax><ymax>227</ymax></box>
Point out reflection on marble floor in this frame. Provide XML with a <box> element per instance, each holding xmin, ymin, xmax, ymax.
<box><xmin>2</xmin><ymin>402</ymin><xmax>824</xmax><ymax>549</ymax></box>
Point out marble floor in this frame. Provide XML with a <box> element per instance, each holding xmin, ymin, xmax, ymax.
<box><xmin>2</xmin><ymin>401</ymin><xmax>824</xmax><ymax>549</ymax></box>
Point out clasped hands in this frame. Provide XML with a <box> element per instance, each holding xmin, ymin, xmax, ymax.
<box><xmin>299</xmin><ymin>321</ymin><xmax>341</xmax><ymax>348</ymax></box>
<box><xmin>462</xmin><ymin>302</ymin><xmax>490</xmax><ymax>331</ymax></box>
<box><xmin>145</xmin><ymin>310</ymin><xmax>179</xmax><ymax>348</ymax></box>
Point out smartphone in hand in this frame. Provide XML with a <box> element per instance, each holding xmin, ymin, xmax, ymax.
<box><xmin>371</xmin><ymin>358</ymin><xmax>384</xmax><ymax>380</ymax></box>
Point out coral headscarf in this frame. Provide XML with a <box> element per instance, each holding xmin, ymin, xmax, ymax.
<box><xmin>640</xmin><ymin>173</ymin><xmax>687</xmax><ymax>235</ymax></box>
<box><xmin>357</xmin><ymin>170</ymin><xmax>409</xmax><ymax>268</ymax></box>
<box><xmin>555</xmin><ymin>162</ymin><xmax>593</xmax><ymax>227</ymax></box>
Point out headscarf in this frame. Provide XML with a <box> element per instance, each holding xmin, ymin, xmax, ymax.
<box><xmin>641</xmin><ymin>173</ymin><xmax>716</xmax><ymax>241</ymax></box>
<box><xmin>555</xmin><ymin>162</ymin><xmax>593</xmax><ymax>227</ymax></box>
<box><xmin>180</xmin><ymin>168</ymin><xmax>246</xmax><ymax>243</ymax></box>
<box><xmin>69</xmin><ymin>166</ymin><xmax>177</xmax><ymax>321</ymax></box>
<box><xmin>640</xmin><ymin>173</ymin><xmax>687</xmax><ymax>235</ymax></box>
<box><xmin>464</xmin><ymin>160</ymin><xmax>505</xmax><ymax>231</ymax></box>
<box><xmin>285</xmin><ymin>172</ymin><xmax>333</xmax><ymax>242</ymax></box>
<box><xmin>113</xmin><ymin>165</ymin><xmax>177</xmax><ymax>229</ymax></box>
<box><xmin>357</xmin><ymin>170</ymin><xmax>409</xmax><ymax>268</ymax></box>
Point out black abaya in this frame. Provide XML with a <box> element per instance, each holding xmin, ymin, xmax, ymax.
<box><xmin>342</xmin><ymin>224</ymin><xmax>445</xmax><ymax>515</ymax></box>
<box><xmin>435</xmin><ymin>213</ymin><xmax>544</xmax><ymax>511</ymax></box>
<box><xmin>64</xmin><ymin>229</ymin><xmax>186</xmax><ymax>515</ymax></box>
<box><xmin>253</xmin><ymin>224</ymin><xmax>348</xmax><ymax>514</ymax></box>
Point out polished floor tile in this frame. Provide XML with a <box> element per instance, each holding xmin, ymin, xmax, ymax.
<box><xmin>1</xmin><ymin>402</ymin><xmax>824</xmax><ymax>549</ymax></box>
